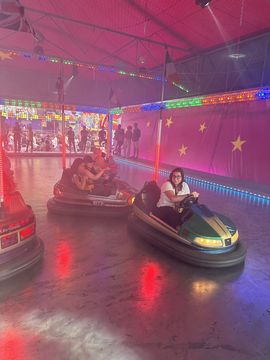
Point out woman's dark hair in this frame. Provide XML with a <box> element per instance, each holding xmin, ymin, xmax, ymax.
<box><xmin>70</xmin><ymin>158</ymin><xmax>84</xmax><ymax>174</ymax></box>
<box><xmin>169</xmin><ymin>167</ymin><xmax>185</xmax><ymax>190</ymax></box>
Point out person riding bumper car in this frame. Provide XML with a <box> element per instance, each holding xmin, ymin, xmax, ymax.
<box><xmin>47</xmin><ymin>164</ymin><xmax>136</xmax><ymax>217</ymax></box>
<box><xmin>128</xmin><ymin>181</ymin><xmax>246</xmax><ymax>268</ymax></box>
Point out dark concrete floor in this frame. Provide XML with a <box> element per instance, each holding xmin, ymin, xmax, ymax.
<box><xmin>0</xmin><ymin>157</ymin><xmax>269</xmax><ymax>360</ymax></box>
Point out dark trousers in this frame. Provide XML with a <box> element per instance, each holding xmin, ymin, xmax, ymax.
<box><xmin>115</xmin><ymin>141</ymin><xmax>123</xmax><ymax>156</ymax></box>
<box><xmin>153</xmin><ymin>206</ymin><xmax>183</xmax><ymax>229</ymax></box>
<box><xmin>68</xmin><ymin>139</ymin><xmax>76</xmax><ymax>152</ymax></box>
<box><xmin>26</xmin><ymin>139</ymin><xmax>33</xmax><ymax>152</ymax></box>
<box><xmin>80</xmin><ymin>140</ymin><xmax>87</xmax><ymax>151</ymax></box>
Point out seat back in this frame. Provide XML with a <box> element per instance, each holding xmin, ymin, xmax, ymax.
<box><xmin>60</xmin><ymin>168</ymin><xmax>73</xmax><ymax>187</ymax></box>
<box><xmin>135</xmin><ymin>181</ymin><xmax>161</xmax><ymax>213</ymax></box>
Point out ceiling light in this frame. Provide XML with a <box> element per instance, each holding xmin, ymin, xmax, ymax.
<box><xmin>228</xmin><ymin>53</ymin><xmax>246</xmax><ymax>59</ymax></box>
<box><xmin>195</xmin><ymin>0</ymin><xmax>212</xmax><ymax>8</ymax></box>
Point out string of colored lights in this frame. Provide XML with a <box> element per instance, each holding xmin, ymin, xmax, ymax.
<box><xmin>0</xmin><ymin>97</ymin><xmax>108</xmax><ymax>113</ymax></box>
<box><xmin>110</xmin><ymin>87</ymin><xmax>269</xmax><ymax>114</ymax></box>
<box><xmin>115</xmin><ymin>157</ymin><xmax>270</xmax><ymax>205</ymax></box>
<box><xmin>1</xmin><ymin>48</ymin><xmax>162</xmax><ymax>82</ymax></box>
<box><xmin>0</xmin><ymin>87</ymin><xmax>268</xmax><ymax>117</ymax></box>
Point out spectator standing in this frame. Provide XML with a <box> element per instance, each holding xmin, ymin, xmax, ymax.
<box><xmin>26</xmin><ymin>124</ymin><xmax>34</xmax><ymax>152</ymax></box>
<box><xmin>80</xmin><ymin>126</ymin><xmax>88</xmax><ymax>152</ymax></box>
<box><xmin>123</xmin><ymin>125</ymin><xmax>132</xmax><ymax>158</ymax></box>
<box><xmin>114</xmin><ymin>124</ymin><xmax>125</xmax><ymax>156</ymax></box>
<box><xmin>132</xmin><ymin>122</ymin><xmax>141</xmax><ymax>159</ymax></box>
<box><xmin>13</xmin><ymin>121</ymin><xmax>22</xmax><ymax>152</ymax></box>
<box><xmin>67</xmin><ymin>126</ymin><xmax>76</xmax><ymax>152</ymax></box>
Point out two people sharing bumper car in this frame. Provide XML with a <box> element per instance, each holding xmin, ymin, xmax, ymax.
<box><xmin>71</xmin><ymin>155</ymin><xmax>114</xmax><ymax>196</ymax></box>
<box><xmin>153</xmin><ymin>167</ymin><xmax>199</xmax><ymax>230</ymax></box>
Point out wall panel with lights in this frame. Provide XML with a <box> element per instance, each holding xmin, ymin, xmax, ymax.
<box><xmin>119</xmin><ymin>87</ymin><xmax>270</xmax><ymax>186</ymax></box>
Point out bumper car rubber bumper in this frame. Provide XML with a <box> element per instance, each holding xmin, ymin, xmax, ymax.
<box><xmin>0</xmin><ymin>236</ymin><xmax>44</xmax><ymax>281</ymax></box>
<box><xmin>128</xmin><ymin>213</ymin><xmax>246</xmax><ymax>268</ymax></box>
<box><xmin>47</xmin><ymin>197</ymin><xmax>131</xmax><ymax>217</ymax></box>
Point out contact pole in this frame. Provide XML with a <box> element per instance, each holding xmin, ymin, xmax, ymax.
<box><xmin>153</xmin><ymin>47</ymin><xmax>167</xmax><ymax>181</ymax></box>
<box><xmin>0</xmin><ymin>119</ymin><xmax>4</xmax><ymax>209</ymax></box>
<box><xmin>59</xmin><ymin>62</ymin><xmax>66</xmax><ymax>169</ymax></box>
<box><xmin>61</xmin><ymin>104</ymin><xmax>66</xmax><ymax>169</ymax></box>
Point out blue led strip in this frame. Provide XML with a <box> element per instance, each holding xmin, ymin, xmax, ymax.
<box><xmin>255</xmin><ymin>87</ymin><xmax>270</xmax><ymax>100</ymax></box>
<box><xmin>116</xmin><ymin>157</ymin><xmax>270</xmax><ymax>205</ymax></box>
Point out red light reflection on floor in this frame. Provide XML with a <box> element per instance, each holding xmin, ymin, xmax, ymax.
<box><xmin>0</xmin><ymin>329</ymin><xmax>27</xmax><ymax>360</ymax></box>
<box><xmin>56</xmin><ymin>241</ymin><xmax>73</xmax><ymax>280</ymax></box>
<box><xmin>138</xmin><ymin>261</ymin><xmax>163</xmax><ymax>312</ymax></box>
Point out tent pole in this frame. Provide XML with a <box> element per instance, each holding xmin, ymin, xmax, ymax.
<box><xmin>153</xmin><ymin>47</ymin><xmax>167</xmax><ymax>182</ymax></box>
<box><xmin>0</xmin><ymin>119</ymin><xmax>4</xmax><ymax>210</ymax></box>
<box><xmin>59</xmin><ymin>62</ymin><xmax>66</xmax><ymax>169</ymax></box>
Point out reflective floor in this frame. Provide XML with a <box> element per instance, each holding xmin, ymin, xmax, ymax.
<box><xmin>0</xmin><ymin>157</ymin><xmax>269</xmax><ymax>360</ymax></box>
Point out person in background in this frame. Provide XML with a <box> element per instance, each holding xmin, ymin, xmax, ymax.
<box><xmin>25</xmin><ymin>124</ymin><xmax>33</xmax><ymax>152</ymax></box>
<box><xmin>80</xmin><ymin>126</ymin><xmax>88</xmax><ymax>152</ymax></box>
<box><xmin>123</xmin><ymin>125</ymin><xmax>132</xmax><ymax>158</ymax></box>
<box><xmin>154</xmin><ymin>167</ymin><xmax>199</xmax><ymax>230</ymax></box>
<box><xmin>114</xmin><ymin>124</ymin><xmax>125</xmax><ymax>156</ymax></box>
<box><xmin>67</xmin><ymin>126</ymin><xmax>76</xmax><ymax>153</ymax></box>
<box><xmin>132</xmin><ymin>122</ymin><xmax>141</xmax><ymax>159</ymax></box>
<box><xmin>13</xmin><ymin>121</ymin><xmax>22</xmax><ymax>152</ymax></box>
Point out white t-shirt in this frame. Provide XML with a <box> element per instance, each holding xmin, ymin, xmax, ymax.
<box><xmin>157</xmin><ymin>181</ymin><xmax>190</xmax><ymax>208</ymax></box>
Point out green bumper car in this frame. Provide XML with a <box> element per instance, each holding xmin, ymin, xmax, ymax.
<box><xmin>128</xmin><ymin>181</ymin><xmax>246</xmax><ymax>268</ymax></box>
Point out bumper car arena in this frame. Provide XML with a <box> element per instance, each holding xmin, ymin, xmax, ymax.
<box><xmin>0</xmin><ymin>1</ymin><xmax>270</xmax><ymax>359</ymax></box>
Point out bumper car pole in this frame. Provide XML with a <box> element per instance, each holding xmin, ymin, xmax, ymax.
<box><xmin>61</xmin><ymin>102</ymin><xmax>66</xmax><ymax>169</ymax></box>
<box><xmin>57</xmin><ymin>63</ymin><xmax>66</xmax><ymax>170</ymax></box>
<box><xmin>153</xmin><ymin>47</ymin><xmax>167</xmax><ymax>182</ymax></box>
<box><xmin>0</xmin><ymin>123</ymin><xmax>5</xmax><ymax>217</ymax></box>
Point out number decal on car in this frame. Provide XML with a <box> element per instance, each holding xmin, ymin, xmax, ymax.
<box><xmin>93</xmin><ymin>201</ymin><xmax>104</xmax><ymax>206</ymax></box>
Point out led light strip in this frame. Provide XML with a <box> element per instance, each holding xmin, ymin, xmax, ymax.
<box><xmin>110</xmin><ymin>88</ymin><xmax>266</xmax><ymax>114</ymax></box>
<box><xmin>1</xmin><ymin>49</ymin><xmax>162</xmax><ymax>82</ymax></box>
<box><xmin>115</xmin><ymin>157</ymin><xmax>270</xmax><ymax>204</ymax></box>
<box><xmin>0</xmin><ymin>97</ymin><xmax>108</xmax><ymax>113</ymax></box>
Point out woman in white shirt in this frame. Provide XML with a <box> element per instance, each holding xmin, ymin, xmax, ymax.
<box><xmin>154</xmin><ymin>167</ymin><xmax>199</xmax><ymax>229</ymax></box>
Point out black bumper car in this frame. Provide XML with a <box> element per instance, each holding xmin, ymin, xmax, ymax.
<box><xmin>128</xmin><ymin>181</ymin><xmax>246</xmax><ymax>268</ymax></box>
<box><xmin>47</xmin><ymin>169</ymin><xmax>136</xmax><ymax>217</ymax></box>
<box><xmin>0</xmin><ymin>191</ymin><xmax>44</xmax><ymax>281</ymax></box>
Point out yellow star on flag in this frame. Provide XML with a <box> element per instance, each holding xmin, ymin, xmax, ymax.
<box><xmin>146</xmin><ymin>121</ymin><xmax>151</xmax><ymax>127</ymax></box>
<box><xmin>178</xmin><ymin>144</ymin><xmax>188</xmax><ymax>156</ymax></box>
<box><xmin>0</xmin><ymin>51</ymin><xmax>13</xmax><ymax>61</ymax></box>
<box><xmin>231</xmin><ymin>135</ymin><xmax>246</xmax><ymax>152</ymax></box>
<box><xmin>199</xmin><ymin>122</ymin><xmax>206</xmax><ymax>133</ymax></box>
<box><xmin>165</xmin><ymin>116</ymin><xmax>173</xmax><ymax>128</ymax></box>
